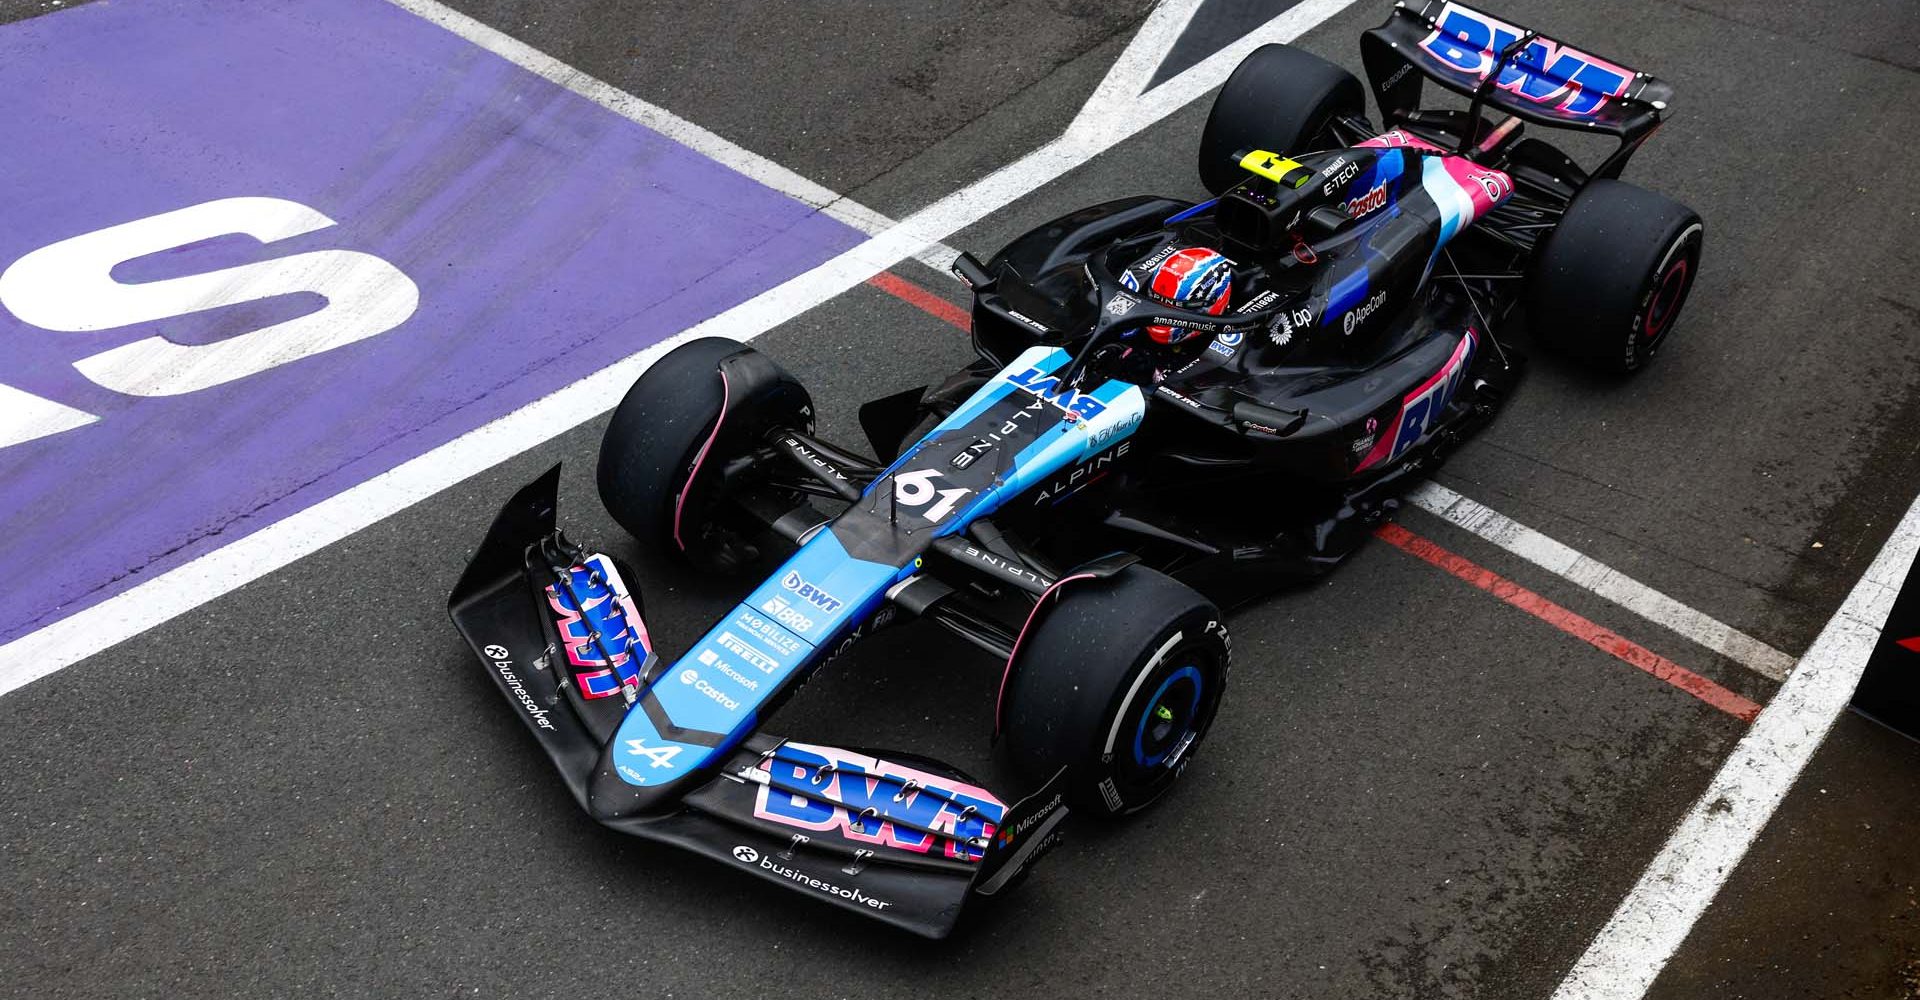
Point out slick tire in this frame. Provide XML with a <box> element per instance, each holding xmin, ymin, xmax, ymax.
<box><xmin>1198</xmin><ymin>43</ymin><xmax>1365</xmax><ymax>196</ymax></box>
<box><xmin>597</xmin><ymin>337</ymin><xmax>812</xmax><ymax>572</ymax></box>
<box><xmin>1525</xmin><ymin>179</ymin><xmax>1704</xmax><ymax>374</ymax></box>
<box><xmin>1000</xmin><ymin>566</ymin><xmax>1230</xmax><ymax>818</ymax></box>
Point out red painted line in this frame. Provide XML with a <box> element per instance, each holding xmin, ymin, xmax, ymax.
<box><xmin>866</xmin><ymin>270</ymin><xmax>971</xmax><ymax>331</ymax></box>
<box><xmin>1896</xmin><ymin>635</ymin><xmax>1920</xmax><ymax>655</ymax></box>
<box><xmin>1374</xmin><ymin>522</ymin><xmax>1763</xmax><ymax>723</ymax></box>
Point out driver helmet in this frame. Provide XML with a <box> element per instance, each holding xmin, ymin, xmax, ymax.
<box><xmin>1119</xmin><ymin>243</ymin><xmax>1234</xmax><ymax>345</ymax></box>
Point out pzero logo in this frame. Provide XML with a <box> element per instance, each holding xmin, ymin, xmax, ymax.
<box><xmin>0</xmin><ymin>197</ymin><xmax>419</xmax><ymax>449</ymax></box>
<box><xmin>732</xmin><ymin>845</ymin><xmax>760</xmax><ymax>863</ymax></box>
<box><xmin>781</xmin><ymin>571</ymin><xmax>844</xmax><ymax>613</ymax></box>
<box><xmin>1417</xmin><ymin>3</ymin><xmax>1634</xmax><ymax>117</ymax></box>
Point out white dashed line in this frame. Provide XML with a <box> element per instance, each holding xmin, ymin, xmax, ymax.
<box><xmin>1408</xmin><ymin>482</ymin><xmax>1796</xmax><ymax>682</ymax></box>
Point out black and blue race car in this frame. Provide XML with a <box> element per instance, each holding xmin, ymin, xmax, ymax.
<box><xmin>448</xmin><ymin>1</ymin><xmax>1702</xmax><ymax>938</ymax></box>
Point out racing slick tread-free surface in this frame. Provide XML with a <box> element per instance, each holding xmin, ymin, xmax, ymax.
<box><xmin>1525</xmin><ymin>178</ymin><xmax>1704</xmax><ymax>374</ymax></box>
<box><xmin>1197</xmin><ymin>42</ymin><xmax>1364</xmax><ymax>196</ymax></box>
<box><xmin>1001</xmin><ymin>565</ymin><xmax>1228</xmax><ymax>817</ymax></box>
<box><xmin>596</xmin><ymin>337</ymin><xmax>810</xmax><ymax>566</ymax></box>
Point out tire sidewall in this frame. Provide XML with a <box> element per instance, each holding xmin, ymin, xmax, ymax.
<box><xmin>1002</xmin><ymin>571</ymin><xmax>1231</xmax><ymax>819</ymax></box>
<box><xmin>1622</xmin><ymin>221</ymin><xmax>1703</xmax><ymax>371</ymax></box>
<box><xmin>1089</xmin><ymin>609</ymin><xmax>1230</xmax><ymax>816</ymax></box>
<box><xmin>597</xmin><ymin>339</ymin><xmax>811</xmax><ymax>567</ymax></box>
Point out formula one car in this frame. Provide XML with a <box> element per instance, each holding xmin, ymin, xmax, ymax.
<box><xmin>448</xmin><ymin>1</ymin><xmax>1701</xmax><ymax>938</ymax></box>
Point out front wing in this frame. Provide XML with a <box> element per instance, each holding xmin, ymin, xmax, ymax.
<box><xmin>446</xmin><ymin>467</ymin><xmax>1068</xmax><ymax>938</ymax></box>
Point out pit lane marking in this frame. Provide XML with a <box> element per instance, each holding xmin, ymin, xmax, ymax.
<box><xmin>1376</xmin><ymin>523</ymin><xmax>1762</xmax><ymax>722</ymax></box>
<box><xmin>866</xmin><ymin>271</ymin><xmax>972</xmax><ymax>331</ymax></box>
<box><xmin>384</xmin><ymin>0</ymin><xmax>961</xmax><ymax>273</ymax></box>
<box><xmin>1408</xmin><ymin>482</ymin><xmax>1796</xmax><ymax>681</ymax></box>
<box><xmin>1552</xmin><ymin>491</ymin><xmax>1920</xmax><ymax>1000</ymax></box>
<box><xmin>0</xmin><ymin>0</ymin><xmax>1365</xmax><ymax>696</ymax></box>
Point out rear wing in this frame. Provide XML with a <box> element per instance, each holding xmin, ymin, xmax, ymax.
<box><xmin>1361</xmin><ymin>2</ymin><xmax>1672</xmax><ymax>151</ymax></box>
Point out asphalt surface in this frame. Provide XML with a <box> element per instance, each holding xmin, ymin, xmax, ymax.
<box><xmin>3</xmin><ymin>1</ymin><xmax>1919</xmax><ymax>997</ymax></box>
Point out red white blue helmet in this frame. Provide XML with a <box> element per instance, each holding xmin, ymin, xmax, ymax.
<box><xmin>1120</xmin><ymin>244</ymin><xmax>1234</xmax><ymax>345</ymax></box>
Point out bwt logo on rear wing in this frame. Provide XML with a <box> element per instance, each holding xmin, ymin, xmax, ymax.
<box><xmin>1387</xmin><ymin>2</ymin><xmax>1645</xmax><ymax>120</ymax></box>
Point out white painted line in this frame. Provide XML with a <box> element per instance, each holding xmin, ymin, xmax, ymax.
<box><xmin>0</xmin><ymin>383</ymin><xmax>98</xmax><ymax>449</ymax></box>
<box><xmin>1408</xmin><ymin>482</ymin><xmax>1797</xmax><ymax>682</ymax></box>
<box><xmin>383</xmin><ymin>0</ymin><xmax>960</xmax><ymax>273</ymax></box>
<box><xmin>1071</xmin><ymin>0</ymin><xmax>1206</xmax><ymax>139</ymax></box>
<box><xmin>0</xmin><ymin>0</ymin><xmax>1364</xmax><ymax>696</ymax></box>
<box><xmin>1551</xmin><ymin>492</ymin><xmax>1920</xmax><ymax>1000</ymax></box>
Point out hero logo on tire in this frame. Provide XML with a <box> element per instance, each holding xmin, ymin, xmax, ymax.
<box><xmin>732</xmin><ymin>846</ymin><xmax>759</xmax><ymax>864</ymax></box>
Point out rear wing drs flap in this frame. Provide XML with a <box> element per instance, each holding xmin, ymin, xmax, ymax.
<box><xmin>1361</xmin><ymin>2</ymin><xmax>1673</xmax><ymax>145</ymax></box>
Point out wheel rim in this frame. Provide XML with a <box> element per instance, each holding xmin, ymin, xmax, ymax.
<box><xmin>1132</xmin><ymin>664</ymin><xmax>1205</xmax><ymax>770</ymax></box>
<box><xmin>1644</xmin><ymin>256</ymin><xmax>1691</xmax><ymax>340</ymax></box>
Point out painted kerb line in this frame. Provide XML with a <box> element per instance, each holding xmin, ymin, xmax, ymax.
<box><xmin>1408</xmin><ymin>482</ymin><xmax>1796</xmax><ymax>682</ymax></box>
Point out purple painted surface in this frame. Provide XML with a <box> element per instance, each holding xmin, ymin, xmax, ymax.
<box><xmin>0</xmin><ymin>0</ymin><xmax>862</xmax><ymax>643</ymax></box>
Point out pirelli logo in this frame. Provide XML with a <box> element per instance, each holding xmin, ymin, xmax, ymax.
<box><xmin>717</xmin><ymin>631</ymin><xmax>780</xmax><ymax>674</ymax></box>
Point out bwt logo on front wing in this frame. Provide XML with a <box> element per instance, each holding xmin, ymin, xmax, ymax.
<box><xmin>780</xmin><ymin>571</ymin><xmax>843</xmax><ymax>613</ymax></box>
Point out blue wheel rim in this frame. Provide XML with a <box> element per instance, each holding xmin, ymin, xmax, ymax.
<box><xmin>1134</xmin><ymin>664</ymin><xmax>1204</xmax><ymax>768</ymax></box>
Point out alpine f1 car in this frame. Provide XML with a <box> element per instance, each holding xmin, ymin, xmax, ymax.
<box><xmin>448</xmin><ymin>1</ymin><xmax>1702</xmax><ymax>938</ymax></box>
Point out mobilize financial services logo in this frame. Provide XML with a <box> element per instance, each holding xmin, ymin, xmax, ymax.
<box><xmin>732</xmin><ymin>845</ymin><xmax>894</xmax><ymax>910</ymax></box>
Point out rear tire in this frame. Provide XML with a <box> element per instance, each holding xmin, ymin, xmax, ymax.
<box><xmin>1000</xmin><ymin>566</ymin><xmax>1230</xmax><ymax>818</ymax></box>
<box><xmin>597</xmin><ymin>338</ymin><xmax>812</xmax><ymax>572</ymax></box>
<box><xmin>1198</xmin><ymin>43</ymin><xmax>1364</xmax><ymax>196</ymax></box>
<box><xmin>1526</xmin><ymin>180</ymin><xmax>1704</xmax><ymax>374</ymax></box>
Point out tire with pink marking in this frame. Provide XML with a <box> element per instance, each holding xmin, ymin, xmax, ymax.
<box><xmin>597</xmin><ymin>337</ymin><xmax>812</xmax><ymax>572</ymax></box>
<box><xmin>1525</xmin><ymin>179</ymin><xmax>1704</xmax><ymax>374</ymax></box>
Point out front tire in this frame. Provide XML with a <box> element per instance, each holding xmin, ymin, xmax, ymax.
<box><xmin>1526</xmin><ymin>180</ymin><xmax>1704</xmax><ymax>374</ymax></box>
<box><xmin>596</xmin><ymin>338</ymin><xmax>812</xmax><ymax>572</ymax></box>
<box><xmin>1000</xmin><ymin>566</ymin><xmax>1230</xmax><ymax>818</ymax></box>
<box><xmin>1198</xmin><ymin>43</ymin><xmax>1364</xmax><ymax>196</ymax></box>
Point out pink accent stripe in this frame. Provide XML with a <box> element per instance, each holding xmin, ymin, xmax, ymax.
<box><xmin>672</xmin><ymin>368</ymin><xmax>731</xmax><ymax>552</ymax></box>
<box><xmin>994</xmin><ymin>572</ymin><xmax>1100</xmax><ymax>732</ymax></box>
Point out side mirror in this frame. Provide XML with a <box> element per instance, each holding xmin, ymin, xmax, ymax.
<box><xmin>951</xmin><ymin>252</ymin><xmax>995</xmax><ymax>291</ymax></box>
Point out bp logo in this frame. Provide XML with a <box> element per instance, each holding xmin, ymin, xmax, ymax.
<box><xmin>732</xmin><ymin>846</ymin><xmax>759</xmax><ymax>863</ymax></box>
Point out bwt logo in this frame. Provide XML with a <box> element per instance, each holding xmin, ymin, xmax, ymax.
<box><xmin>753</xmin><ymin>743</ymin><xmax>1007</xmax><ymax>862</ymax></box>
<box><xmin>780</xmin><ymin>571</ymin><xmax>843</xmax><ymax>613</ymax></box>
<box><xmin>1005</xmin><ymin>366</ymin><xmax>1108</xmax><ymax>421</ymax></box>
<box><xmin>1419</xmin><ymin>3</ymin><xmax>1633</xmax><ymax>117</ymax></box>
